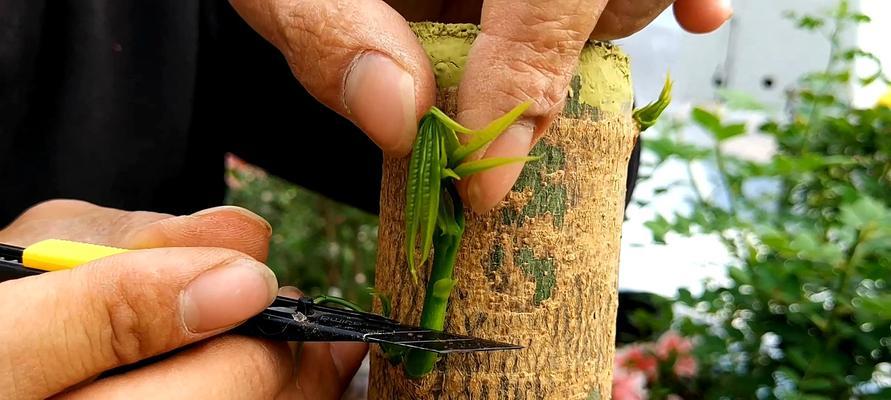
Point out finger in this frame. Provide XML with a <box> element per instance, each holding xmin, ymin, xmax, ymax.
<box><xmin>294</xmin><ymin>341</ymin><xmax>368</xmax><ymax>400</ymax></box>
<box><xmin>456</xmin><ymin>0</ymin><xmax>608</xmax><ymax>213</ymax></box>
<box><xmin>0</xmin><ymin>199</ymin><xmax>170</xmax><ymax>246</ymax></box>
<box><xmin>590</xmin><ymin>0</ymin><xmax>731</xmax><ymax>40</ymax></box>
<box><xmin>673</xmin><ymin>0</ymin><xmax>733</xmax><ymax>34</ymax></box>
<box><xmin>277</xmin><ymin>286</ymin><xmax>368</xmax><ymax>399</ymax></box>
<box><xmin>230</xmin><ymin>0</ymin><xmax>436</xmax><ymax>156</ymax></box>
<box><xmin>0</xmin><ymin>248</ymin><xmax>278</xmax><ymax>399</ymax></box>
<box><xmin>56</xmin><ymin>336</ymin><xmax>294</xmax><ymax>400</ymax></box>
<box><xmin>590</xmin><ymin>0</ymin><xmax>674</xmax><ymax>40</ymax></box>
<box><xmin>122</xmin><ymin>206</ymin><xmax>273</xmax><ymax>262</ymax></box>
<box><xmin>0</xmin><ymin>200</ymin><xmax>272</xmax><ymax>261</ymax></box>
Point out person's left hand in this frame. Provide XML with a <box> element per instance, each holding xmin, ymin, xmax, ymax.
<box><xmin>0</xmin><ymin>200</ymin><xmax>365</xmax><ymax>400</ymax></box>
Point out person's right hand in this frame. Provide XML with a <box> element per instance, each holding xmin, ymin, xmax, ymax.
<box><xmin>0</xmin><ymin>200</ymin><xmax>365</xmax><ymax>400</ymax></box>
<box><xmin>229</xmin><ymin>0</ymin><xmax>730</xmax><ymax>214</ymax></box>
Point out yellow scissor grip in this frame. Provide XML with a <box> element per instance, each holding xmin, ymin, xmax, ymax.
<box><xmin>22</xmin><ymin>239</ymin><xmax>130</xmax><ymax>272</ymax></box>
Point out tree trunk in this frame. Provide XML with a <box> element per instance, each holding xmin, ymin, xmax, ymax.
<box><xmin>369</xmin><ymin>22</ymin><xmax>637</xmax><ymax>400</ymax></box>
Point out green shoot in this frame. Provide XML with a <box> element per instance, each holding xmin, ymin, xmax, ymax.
<box><xmin>404</xmin><ymin>102</ymin><xmax>533</xmax><ymax>281</ymax></box>
<box><xmin>633</xmin><ymin>74</ymin><xmax>673</xmax><ymax>131</ymax></box>
<box><xmin>399</xmin><ymin>101</ymin><xmax>540</xmax><ymax>378</ymax></box>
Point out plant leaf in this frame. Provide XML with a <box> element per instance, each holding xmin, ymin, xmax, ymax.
<box><xmin>441</xmin><ymin>168</ymin><xmax>460</xmax><ymax>180</ymax></box>
<box><xmin>406</xmin><ymin>115</ymin><xmax>438</xmax><ymax>281</ymax></box>
<box><xmin>717</xmin><ymin>88</ymin><xmax>769</xmax><ymax>111</ymax></box>
<box><xmin>436</xmin><ymin>188</ymin><xmax>461</xmax><ymax>236</ymax></box>
<box><xmin>418</xmin><ymin>122</ymin><xmax>443</xmax><ymax>270</ymax></box>
<box><xmin>453</xmin><ymin>156</ymin><xmax>540</xmax><ymax>178</ymax></box>
<box><xmin>717</xmin><ymin>122</ymin><xmax>747</xmax><ymax>141</ymax></box>
<box><xmin>691</xmin><ymin>107</ymin><xmax>722</xmax><ymax>135</ymax></box>
<box><xmin>404</xmin><ymin>117</ymin><xmax>428</xmax><ymax>280</ymax></box>
<box><xmin>450</xmin><ymin>101</ymin><xmax>531</xmax><ymax>164</ymax></box>
<box><xmin>429</xmin><ymin>107</ymin><xmax>473</xmax><ymax>135</ymax></box>
<box><xmin>633</xmin><ymin>74</ymin><xmax>673</xmax><ymax>131</ymax></box>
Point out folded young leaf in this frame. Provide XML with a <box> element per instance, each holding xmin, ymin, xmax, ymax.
<box><xmin>417</xmin><ymin>123</ymin><xmax>442</xmax><ymax>271</ymax></box>
<box><xmin>633</xmin><ymin>74</ymin><xmax>673</xmax><ymax>131</ymax></box>
<box><xmin>406</xmin><ymin>115</ymin><xmax>438</xmax><ymax>281</ymax></box>
<box><xmin>453</xmin><ymin>155</ymin><xmax>541</xmax><ymax>178</ymax></box>
<box><xmin>404</xmin><ymin>120</ymin><xmax>425</xmax><ymax>279</ymax></box>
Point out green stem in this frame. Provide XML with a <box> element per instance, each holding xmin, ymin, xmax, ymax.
<box><xmin>404</xmin><ymin>188</ymin><xmax>465</xmax><ymax>378</ymax></box>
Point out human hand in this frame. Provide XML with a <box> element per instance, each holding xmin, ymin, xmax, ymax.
<box><xmin>229</xmin><ymin>0</ymin><xmax>731</xmax><ymax>212</ymax></box>
<box><xmin>0</xmin><ymin>200</ymin><xmax>366</xmax><ymax>399</ymax></box>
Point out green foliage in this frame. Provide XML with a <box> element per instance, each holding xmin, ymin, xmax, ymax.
<box><xmin>636</xmin><ymin>2</ymin><xmax>891</xmax><ymax>398</ymax></box>
<box><xmin>404</xmin><ymin>102</ymin><xmax>533</xmax><ymax>278</ymax></box>
<box><xmin>225</xmin><ymin>163</ymin><xmax>378</xmax><ymax>310</ymax></box>
<box><xmin>401</xmin><ymin>102</ymin><xmax>536</xmax><ymax>377</ymax></box>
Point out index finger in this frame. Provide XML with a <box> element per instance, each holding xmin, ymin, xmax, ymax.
<box><xmin>456</xmin><ymin>0</ymin><xmax>608</xmax><ymax>213</ymax></box>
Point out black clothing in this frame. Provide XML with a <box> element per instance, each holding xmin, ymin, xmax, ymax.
<box><xmin>1</xmin><ymin>0</ymin><xmax>382</xmax><ymax>225</ymax></box>
<box><xmin>0</xmin><ymin>1</ymin><xmax>638</xmax><ymax>226</ymax></box>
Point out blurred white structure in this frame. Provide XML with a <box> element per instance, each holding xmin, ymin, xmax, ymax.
<box><xmin>614</xmin><ymin>0</ymin><xmax>889</xmax><ymax>297</ymax></box>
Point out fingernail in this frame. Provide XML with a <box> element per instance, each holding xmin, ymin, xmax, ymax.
<box><xmin>191</xmin><ymin>206</ymin><xmax>272</xmax><ymax>236</ymax></box>
<box><xmin>181</xmin><ymin>258</ymin><xmax>278</xmax><ymax>333</ymax></box>
<box><xmin>467</xmin><ymin>124</ymin><xmax>534</xmax><ymax>213</ymax></box>
<box><xmin>344</xmin><ymin>52</ymin><xmax>417</xmax><ymax>155</ymax></box>
<box><xmin>719</xmin><ymin>0</ymin><xmax>733</xmax><ymax>19</ymax></box>
<box><xmin>278</xmin><ymin>286</ymin><xmax>303</xmax><ymax>299</ymax></box>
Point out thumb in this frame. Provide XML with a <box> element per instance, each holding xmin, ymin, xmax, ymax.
<box><xmin>230</xmin><ymin>0</ymin><xmax>436</xmax><ymax>156</ymax></box>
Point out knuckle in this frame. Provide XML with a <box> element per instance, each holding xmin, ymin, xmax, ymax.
<box><xmin>84</xmin><ymin>266</ymin><xmax>172</xmax><ymax>366</ymax></box>
<box><xmin>18</xmin><ymin>199</ymin><xmax>94</xmax><ymax>219</ymax></box>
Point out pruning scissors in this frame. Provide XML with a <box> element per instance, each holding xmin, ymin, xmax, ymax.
<box><xmin>0</xmin><ymin>239</ymin><xmax>522</xmax><ymax>354</ymax></box>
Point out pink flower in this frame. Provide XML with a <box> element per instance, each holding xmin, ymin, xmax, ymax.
<box><xmin>615</xmin><ymin>344</ymin><xmax>658</xmax><ymax>380</ymax></box>
<box><xmin>612</xmin><ymin>367</ymin><xmax>648</xmax><ymax>400</ymax></box>
<box><xmin>673</xmin><ymin>355</ymin><xmax>698</xmax><ymax>378</ymax></box>
<box><xmin>655</xmin><ymin>331</ymin><xmax>694</xmax><ymax>360</ymax></box>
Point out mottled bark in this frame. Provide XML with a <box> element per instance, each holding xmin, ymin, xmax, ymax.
<box><xmin>369</xmin><ymin>23</ymin><xmax>637</xmax><ymax>400</ymax></box>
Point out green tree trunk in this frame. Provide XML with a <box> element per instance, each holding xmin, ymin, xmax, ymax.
<box><xmin>369</xmin><ymin>22</ymin><xmax>636</xmax><ymax>400</ymax></box>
